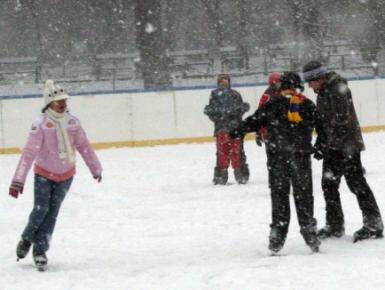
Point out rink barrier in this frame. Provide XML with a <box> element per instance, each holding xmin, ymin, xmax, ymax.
<box><xmin>1</xmin><ymin>77</ymin><xmax>385</xmax><ymax>154</ymax></box>
<box><xmin>1</xmin><ymin>125</ymin><xmax>385</xmax><ymax>154</ymax></box>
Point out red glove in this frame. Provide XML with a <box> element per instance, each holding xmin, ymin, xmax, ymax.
<box><xmin>259</xmin><ymin>128</ymin><xmax>268</xmax><ymax>140</ymax></box>
<box><xmin>9</xmin><ymin>182</ymin><xmax>24</xmax><ymax>199</ymax></box>
<box><xmin>93</xmin><ymin>175</ymin><xmax>102</xmax><ymax>183</ymax></box>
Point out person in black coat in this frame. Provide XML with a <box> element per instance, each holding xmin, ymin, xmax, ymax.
<box><xmin>255</xmin><ymin>72</ymin><xmax>282</xmax><ymax>146</ymax></box>
<box><xmin>231</xmin><ymin>72</ymin><xmax>323</xmax><ymax>254</ymax></box>
<box><xmin>204</xmin><ymin>74</ymin><xmax>250</xmax><ymax>185</ymax></box>
<box><xmin>303</xmin><ymin>60</ymin><xmax>383</xmax><ymax>242</ymax></box>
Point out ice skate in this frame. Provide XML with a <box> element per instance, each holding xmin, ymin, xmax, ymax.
<box><xmin>317</xmin><ymin>225</ymin><xmax>345</xmax><ymax>239</ymax></box>
<box><xmin>353</xmin><ymin>227</ymin><xmax>383</xmax><ymax>243</ymax></box>
<box><xmin>33</xmin><ymin>249</ymin><xmax>48</xmax><ymax>272</ymax></box>
<box><xmin>268</xmin><ymin>228</ymin><xmax>285</xmax><ymax>254</ymax></box>
<box><xmin>213</xmin><ymin>167</ymin><xmax>228</xmax><ymax>185</ymax></box>
<box><xmin>16</xmin><ymin>239</ymin><xmax>31</xmax><ymax>261</ymax></box>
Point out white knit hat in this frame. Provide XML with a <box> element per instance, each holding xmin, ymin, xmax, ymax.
<box><xmin>43</xmin><ymin>80</ymin><xmax>70</xmax><ymax>105</ymax></box>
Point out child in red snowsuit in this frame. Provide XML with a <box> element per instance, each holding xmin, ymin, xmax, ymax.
<box><xmin>204</xmin><ymin>74</ymin><xmax>250</xmax><ymax>184</ymax></box>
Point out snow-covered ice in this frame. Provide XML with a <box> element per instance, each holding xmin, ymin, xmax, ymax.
<box><xmin>1</xmin><ymin>132</ymin><xmax>385</xmax><ymax>290</ymax></box>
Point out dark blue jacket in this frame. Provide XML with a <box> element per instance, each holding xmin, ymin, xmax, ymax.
<box><xmin>204</xmin><ymin>87</ymin><xmax>249</xmax><ymax>136</ymax></box>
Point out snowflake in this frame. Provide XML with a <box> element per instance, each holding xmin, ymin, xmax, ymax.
<box><xmin>323</xmin><ymin>171</ymin><xmax>334</xmax><ymax>180</ymax></box>
<box><xmin>338</xmin><ymin>84</ymin><xmax>348</xmax><ymax>94</ymax></box>
<box><xmin>145</xmin><ymin>23</ymin><xmax>156</xmax><ymax>33</ymax></box>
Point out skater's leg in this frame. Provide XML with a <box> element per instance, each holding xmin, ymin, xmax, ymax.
<box><xmin>217</xmin><ymin>132</ymin><xmax>231</xmax><ymax>169</ymax></box>
<box><xmin>319</xmin><ymin>151</ymin><xmax>345</xmax><ymax>237</ymax></box>
<box><xmin>34</xmin><ymin>177</ymin><xmax>73</xmax><ymax>253</ymax></box>
<box><xmin>21</xmin><ymin>175</ymin><xmax>54</xmax><ymax>243</ymax></box>
<box><xmin>230</xmin><ymin>137</ymin><xmax>248</xmax><ymax>184</ymax></box>
<box><xmin>292</xmin><ymin>155</ymin><xmax>320</xmax><ymax>252</ymax></box>
<box><xmin>343</xmin><ymin>153</ymin><xmax>383</xmax><ymax>241</ymax></box>
<box><xmin>268</xmin><ymin>153</ymin><xmax>291</xmax><ymax>252</ymax></box>
<box><xmin>213</xmin><ymin>132</ymin><xmax>230</xmax><ymax>184</ymax></box>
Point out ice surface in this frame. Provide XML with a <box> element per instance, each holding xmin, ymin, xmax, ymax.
<box><xmin>1</xmin><ymin>132</ymin><xmax>385</xmax><ymax>289</ymax></box>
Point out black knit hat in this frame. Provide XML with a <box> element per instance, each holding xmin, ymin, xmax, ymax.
<box><xmin>280</xmin><ymin>71</ymin><xmax>304</xmax><ymax>92</ymax></box>
<box><xmin>302</xmin><ymin>60</ymin><xmax>327</xmax><ymax>82</ymax></box>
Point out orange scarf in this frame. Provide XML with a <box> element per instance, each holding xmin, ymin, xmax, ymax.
<box><xmin>287</xmin><ymin>93</ymin><xmax>306</xmax><ymax>123</ymax></box>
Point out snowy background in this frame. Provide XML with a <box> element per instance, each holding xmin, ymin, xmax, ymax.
<box><xmin>1</xmin><ymin>0</ymin><xmax>385</xmax><ymax>91</ymax></box>
<box><xmin>1</xmin><ymin>132</ymin><xmax>385</xmax><ymax>290</ymax></box>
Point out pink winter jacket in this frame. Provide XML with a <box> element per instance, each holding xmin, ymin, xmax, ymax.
<box><xmin>12</xmin><ymin>112</ymin><xmax>102</xmax><ymax>184</ymax></box>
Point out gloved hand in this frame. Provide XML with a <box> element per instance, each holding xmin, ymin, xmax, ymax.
<box><xmin>93</xmin><ymin>175</ymin><xmax>102</xmax><ymax>183</ymax></box>
<box><xmin>9</xmin><ymin>182</ymin><xmax>24</xmax><ymax>199</ymax></box>
<box><xmin>230</xmin><ymin>128</ymin><xmax>244</xmax><ymax>139</ymax></box>
<box><xmin>313</xmin><ymin>148</ymin><xmax>323</xmax><ymax>160</ymax></box>
<box><xmin>255</xmin><ymin>133</ymin><xmax>263</xmax><ymax>147</ymax></box>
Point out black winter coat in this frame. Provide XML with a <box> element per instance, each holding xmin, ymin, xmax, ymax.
<box><xmin>204</xmin><ymin>87</ymin><xmax>249</xmax><ymax>136</ymax></box>
<box><xmin>314</xmin><ymin>72</ymin><xmax>365</xmax><ymax>155</ymax></box>
<box><xmin>237</xmin><ymin>94</ymin><xmax>323</xmax><ymax>154</ymax></box>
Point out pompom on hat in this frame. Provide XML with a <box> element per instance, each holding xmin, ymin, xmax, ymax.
<box><xmin>43</xmin><ymin>80</ymin><xmax>70</xmax><ymax>105</ymax></box>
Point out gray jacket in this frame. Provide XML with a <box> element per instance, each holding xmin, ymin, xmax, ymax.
<box><xmin>314</xmin><ymin>72</ymin><xmax>365</xmax><ymax>155</ymax></box>
<box><xmin>204</xmin><ymin>87</ymin><xmax>249</xmax><ymax>136</ymax></box>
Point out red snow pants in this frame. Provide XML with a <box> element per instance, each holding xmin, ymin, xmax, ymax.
<box><xmin>216</xmin><ymin>132</ymin><xmax>242</xmax><ymax>170</ymax></box>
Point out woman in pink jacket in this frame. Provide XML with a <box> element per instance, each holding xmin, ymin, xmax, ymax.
<box><xmin>9</xmin><ymin>80</ymin><xmax>102</xmax><ymax>271</ymax></box>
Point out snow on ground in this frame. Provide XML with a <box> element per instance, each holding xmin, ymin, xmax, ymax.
<box><xmin>1</xmin><ymin>132</ymin><xmax>385</xmax><ymax>290</ymax></box>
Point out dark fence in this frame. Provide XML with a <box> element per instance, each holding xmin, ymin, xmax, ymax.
<box><xmin>1</xmin><ymin>43</ymin><xmax>384</xmax><ymax>88</ymax></box>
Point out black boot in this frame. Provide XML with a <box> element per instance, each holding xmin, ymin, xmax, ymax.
<box><xmin>303</xmin><ymin>232</ymin><xmax>321</xmax><ymax>253</ymax></box>
<box><xmin>234</xmin><ymin>169</ymin><xmax>247</xmax><ymax>185</ymax></box>
<box><xmin>234</xmin><ymin>164</ymin><xmax>249</xmax><ymax>184</ymax></box>
<box><xmin>317</xmin><ymin>225</ymin><xmax>345</xmax><ymax>239</ymax></box>
<box><xmin>213</xmin><ymin>167</ymin><xmax>228</xmax><ymax>185</ymax></box>
<box><xmin>16</xmin><ymin>239</ymin><xmax>31</xmax><ymax>260</ymax></box>
<box><xmin>33</xmin><ymin>248</ymin><xmax>48</xmax><ymax>271</ymax></box>
<box><xmin>353</xmin><ymin>226</ymin><xmax>383</xmax><ymax>243</ymax></box>
<box><xmin>309</xmin><ymin>239</ymin><xmax>320</xmax><ymax>253</ymax></box>
<box><xmin>268</xmin><ymin>227</ymin><xmax>285</xmax><ymax>254</ymax></box>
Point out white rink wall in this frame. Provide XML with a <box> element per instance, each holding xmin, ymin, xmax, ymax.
<box><xmin>1</xmin><ymin>78</ymin><xmax>385</xmax><ymax>150</ymax></box>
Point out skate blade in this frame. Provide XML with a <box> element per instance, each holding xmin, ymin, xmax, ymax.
<box><xmin>353</xmin><ymin>234</ymin><xmax>383</xmax><ymax>243</ymax></box>
<box><xmin>269</xmin><ymin>251</ymin><xmax>283</xmax><ymax>257</ymax></box>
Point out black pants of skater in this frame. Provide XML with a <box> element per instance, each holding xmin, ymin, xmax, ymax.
<box><xmin>322</xmin><ymin>150</ymin><xmax>383</xmax><ymax>231</ymax></box>
<box><xmin>267</xmin><ymin>150</ymin><xmax>317</xmax><ymax>244</ymax></box>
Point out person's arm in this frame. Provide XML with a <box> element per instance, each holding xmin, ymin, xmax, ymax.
<box><xmin>74</xmin><ymin>122</ymin><xmax>102</xmax><ymax>181</ymax></box>
<box><xmin>204</xmin><ymin>91</ymin><xmax>222</xmax><ymax>122</ymax></box>
<box><xmin>304</xmin><ymin>101</ymin><xmax>328</xmax><ymax>159</ymax></box>
<box><xmin>257</xmin><ymin>89</ymin><xmax>272</xmax><ymax>141</ymax></box>
<box><xmin>258</xmin><ymin>92</ymin><xmax>270</xmax><ymax>108</ymax></box>
<box><xmin>326</xmin><ymin>82</ymin><xmax>353</xmax><ymax>149</ymax></box>
<box><xmin>230</xmin><ymin>104</ymin><xmax>270</xmax><ymax>138</ymax></box>
<box><xmin>10</xmin><ymin>121</ymin><xmax>43</xmax><ymax>198</ymax></box>
<box><xmin>227</xmin><ymin>91</ymin><xmax>249</xmax><ymax>117</ymax></box>
<box><xmin>330</xmin><ymin>83</ymin><xmax>350</xmax><ymax>126</ymax></box>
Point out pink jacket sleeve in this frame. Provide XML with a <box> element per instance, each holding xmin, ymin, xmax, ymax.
<box><xmin>12</xmin><ymin>122</ymin><xmax>43</xmax><ymax>185</ymax></box>
<box><xmin>74</xmin><ymin>124</ymin><xmax>102</xmax><ymax>177</ymax></box>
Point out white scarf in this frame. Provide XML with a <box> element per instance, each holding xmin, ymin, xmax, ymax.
<box><xmin>46</xmin><ymin>108</ymin><xmax>76</xmax><ymax>163</ymax></box>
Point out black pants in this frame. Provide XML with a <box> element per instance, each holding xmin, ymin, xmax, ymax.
<box><xmin>267</xmin><ymin>151</ymin><xmax>317</xmax><ymax>244</ymax></box>
<box><xmin>322</xmin><ymin>150</ymin><xmax>383</xmax><ymax>230</ymax></box>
